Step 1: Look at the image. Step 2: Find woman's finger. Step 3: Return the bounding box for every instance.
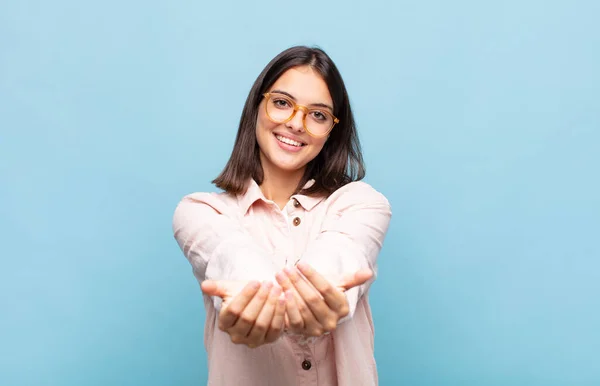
[293,291,324,336]
[337,269,373,291]
[219,281,261,331]
[264,292,286,343]
[284,267,332,325]
[229,282,272,337]
[200,280,225,297]
[275,270,293,292]
[283,290,304,331]
[246,285,280,345]
[296,263,346,312]
[276,271,303,331]
[278,269,324,336]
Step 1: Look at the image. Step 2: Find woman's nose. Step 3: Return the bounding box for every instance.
[286,109,306,132]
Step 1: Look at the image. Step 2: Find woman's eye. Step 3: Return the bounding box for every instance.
[273,99,291,108]
[311,111,327,121]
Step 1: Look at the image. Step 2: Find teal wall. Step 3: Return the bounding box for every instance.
[1,1,598,385]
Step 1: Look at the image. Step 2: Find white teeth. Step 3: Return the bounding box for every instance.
[275,135,303,147]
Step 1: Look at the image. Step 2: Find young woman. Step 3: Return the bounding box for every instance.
[173,46,392,386]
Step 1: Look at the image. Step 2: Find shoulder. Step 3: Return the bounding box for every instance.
[324,181,391,211]
[172,191,244,235]
[174,191,240,216]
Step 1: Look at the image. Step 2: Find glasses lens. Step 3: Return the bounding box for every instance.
[266,95,294,122]
[306,109,334,136]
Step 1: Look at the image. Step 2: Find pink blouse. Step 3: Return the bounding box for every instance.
[173,179,392,385]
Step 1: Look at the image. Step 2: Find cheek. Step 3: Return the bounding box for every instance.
[256,112,276,135]
[305,139,327,159]
[255,116,279,154]
[255,118,267,142]
[311,138,327,151]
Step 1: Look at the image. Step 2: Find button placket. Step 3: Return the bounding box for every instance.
[288,199,302,227]
[288,336,317,383]
[301,359,312,370]
[286,197,304,267]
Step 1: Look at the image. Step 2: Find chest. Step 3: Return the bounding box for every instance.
[240,199,326,269]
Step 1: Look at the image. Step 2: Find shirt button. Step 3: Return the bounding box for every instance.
[292,217,301,226]
[292,198,301,208]
[301,359,312,370]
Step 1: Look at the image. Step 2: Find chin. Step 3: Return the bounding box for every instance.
[271,158,308,172]
[260,147,310,174]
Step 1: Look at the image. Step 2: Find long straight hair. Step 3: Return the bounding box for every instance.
[212,46,365,197]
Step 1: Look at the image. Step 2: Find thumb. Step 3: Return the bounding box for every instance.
[338,269,373,291]
[201,280,227,298]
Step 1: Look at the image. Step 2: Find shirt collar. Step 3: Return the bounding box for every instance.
[291,179,325,211]
[238,178,325,214]
[238,179,266,215]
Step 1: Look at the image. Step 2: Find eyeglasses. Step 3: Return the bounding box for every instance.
[262,92,339,138]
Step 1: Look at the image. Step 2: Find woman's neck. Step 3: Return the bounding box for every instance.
[259,164,305,210]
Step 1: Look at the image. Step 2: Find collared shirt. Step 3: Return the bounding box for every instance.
[173,179,392,386]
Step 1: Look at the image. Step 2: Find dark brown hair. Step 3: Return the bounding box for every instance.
[212,45,365,197]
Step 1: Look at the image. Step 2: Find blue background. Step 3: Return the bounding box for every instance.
[1,1,598,385]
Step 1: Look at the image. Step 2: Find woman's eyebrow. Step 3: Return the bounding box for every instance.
[271,89,333,111]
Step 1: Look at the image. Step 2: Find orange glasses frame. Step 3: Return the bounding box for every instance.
[262,92,339,138]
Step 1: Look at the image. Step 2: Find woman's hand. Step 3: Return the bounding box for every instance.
[201,280,286,348]
[275,263,373,337]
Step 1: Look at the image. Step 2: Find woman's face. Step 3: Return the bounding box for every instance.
[256,65,332,177]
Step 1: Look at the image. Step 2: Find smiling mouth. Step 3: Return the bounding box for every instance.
[274,134,306,147]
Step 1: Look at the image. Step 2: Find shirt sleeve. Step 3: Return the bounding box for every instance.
[172,192,278,309]
[299,182,392,324]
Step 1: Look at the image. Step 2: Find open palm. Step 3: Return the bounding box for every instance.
[201,280,286,348]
